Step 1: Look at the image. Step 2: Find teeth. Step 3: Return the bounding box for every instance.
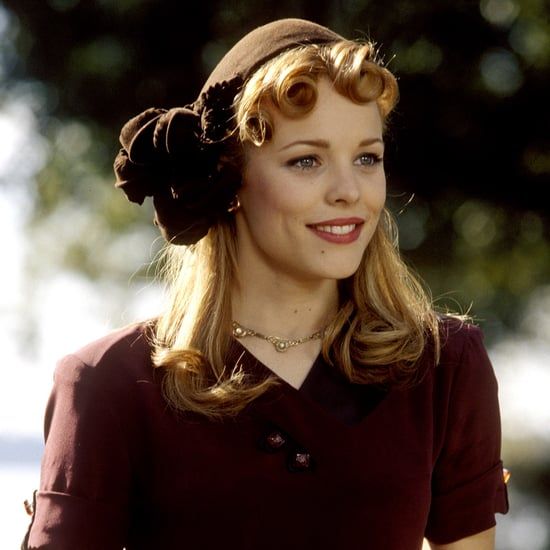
[314,224,356,235]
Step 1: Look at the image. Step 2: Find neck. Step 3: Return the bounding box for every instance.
[231,271,339,340]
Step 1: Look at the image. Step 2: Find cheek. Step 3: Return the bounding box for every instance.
[241,178,309,226]
[368,177,387,212]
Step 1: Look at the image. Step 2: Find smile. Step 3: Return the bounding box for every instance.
[313,224,356,235]
[307,220,364,244]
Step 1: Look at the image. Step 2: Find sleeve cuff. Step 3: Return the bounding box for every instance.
[425,461,510,544]
[27,490,127,550]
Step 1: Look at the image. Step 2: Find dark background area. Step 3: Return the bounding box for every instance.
[1,0,548,336]
[1,0,549,547]
[3,0,548,212]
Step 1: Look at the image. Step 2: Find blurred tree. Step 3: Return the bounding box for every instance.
[1,2,550,544]
[0,0,549,337]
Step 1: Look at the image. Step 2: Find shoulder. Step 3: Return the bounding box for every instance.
[437,315,486,365]
[432,315,497,395]
[70,320,153,368]
[54,321,156,394]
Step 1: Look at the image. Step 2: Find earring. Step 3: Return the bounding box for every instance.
[227,195,241,213]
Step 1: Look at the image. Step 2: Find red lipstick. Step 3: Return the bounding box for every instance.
[307,217,364,244]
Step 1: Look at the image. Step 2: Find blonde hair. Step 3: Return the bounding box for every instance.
[236,40,398,144]
[152,40,440,420]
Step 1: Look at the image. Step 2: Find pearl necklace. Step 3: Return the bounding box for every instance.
[231,321,324,353]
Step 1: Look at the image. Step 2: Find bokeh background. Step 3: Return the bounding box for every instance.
[0,0,548,548]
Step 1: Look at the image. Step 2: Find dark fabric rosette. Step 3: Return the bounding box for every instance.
[114,105,239,245]
[114,19,344,245]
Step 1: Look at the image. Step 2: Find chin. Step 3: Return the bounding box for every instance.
[332,268,360,281]
[316,259,363,281]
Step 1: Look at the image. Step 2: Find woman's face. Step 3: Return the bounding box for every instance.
[235,77,386,284]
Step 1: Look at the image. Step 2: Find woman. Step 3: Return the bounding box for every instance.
[23,18,508,549]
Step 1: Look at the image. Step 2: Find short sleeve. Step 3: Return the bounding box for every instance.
[425,325,509,544]
[25,354,134,549]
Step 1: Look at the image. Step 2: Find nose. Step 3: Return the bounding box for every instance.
[325,163,361,205]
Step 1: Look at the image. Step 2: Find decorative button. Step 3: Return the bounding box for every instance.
[266,431,286,450]
[259,428,288,453]
[287,451,313,472]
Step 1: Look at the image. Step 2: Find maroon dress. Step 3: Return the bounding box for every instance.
[24,318,508,549]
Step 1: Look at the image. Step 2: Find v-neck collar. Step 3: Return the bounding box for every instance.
[227,338,389,426]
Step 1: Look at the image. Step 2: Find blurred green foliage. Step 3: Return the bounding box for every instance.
[0,0,549,340]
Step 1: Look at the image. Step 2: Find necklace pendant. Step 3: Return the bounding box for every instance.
[274,340,289,352]
[232,320,323,352]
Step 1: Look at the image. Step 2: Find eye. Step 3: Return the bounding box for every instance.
[288,155,319,170]
[356,153,383,167]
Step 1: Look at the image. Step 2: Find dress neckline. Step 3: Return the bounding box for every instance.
[226,337,389,426]
[227,337,323,392]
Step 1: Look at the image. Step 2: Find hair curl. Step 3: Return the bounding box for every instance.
[236,40,398,145]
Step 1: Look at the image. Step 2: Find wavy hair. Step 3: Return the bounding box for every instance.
[152,40,440,420]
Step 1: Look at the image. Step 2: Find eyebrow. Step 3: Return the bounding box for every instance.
[278,138,384,152]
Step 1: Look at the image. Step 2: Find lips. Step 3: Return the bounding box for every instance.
[307,217,365,244]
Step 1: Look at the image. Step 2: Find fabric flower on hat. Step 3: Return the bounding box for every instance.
[199,77,244,144]
[114,106,237,245]
[113,19,344,245]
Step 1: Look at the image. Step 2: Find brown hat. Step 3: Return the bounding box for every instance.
[114,19,344,245]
